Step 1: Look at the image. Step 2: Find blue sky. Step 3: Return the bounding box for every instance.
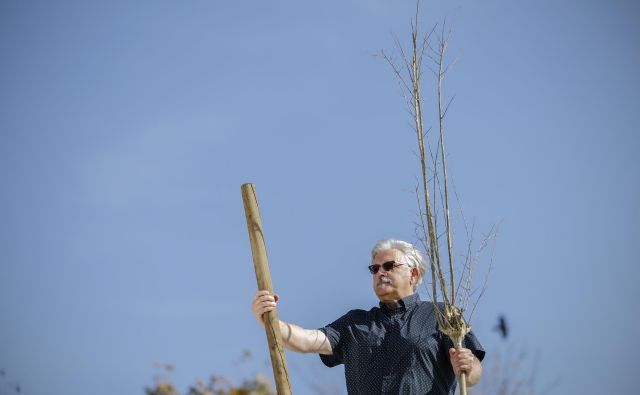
[1,0,638,394]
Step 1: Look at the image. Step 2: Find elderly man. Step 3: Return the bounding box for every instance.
[251,239,485,394]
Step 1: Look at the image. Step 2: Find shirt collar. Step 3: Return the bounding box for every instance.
[379,293,420,313]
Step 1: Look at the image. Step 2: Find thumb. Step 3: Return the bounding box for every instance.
[274,294,280,302]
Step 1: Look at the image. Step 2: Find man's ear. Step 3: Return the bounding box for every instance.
[411,266,420,281]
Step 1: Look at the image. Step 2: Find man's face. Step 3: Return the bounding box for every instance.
[371,248,417,302]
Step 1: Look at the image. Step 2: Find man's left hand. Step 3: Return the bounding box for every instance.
[448,347,476,376]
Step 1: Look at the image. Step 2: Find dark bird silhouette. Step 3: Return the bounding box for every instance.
[493,315,508,339]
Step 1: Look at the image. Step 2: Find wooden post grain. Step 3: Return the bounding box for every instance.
[455,339,468,395]
[241,183,292,395]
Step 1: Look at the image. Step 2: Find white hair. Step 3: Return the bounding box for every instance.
[371,239,427,290]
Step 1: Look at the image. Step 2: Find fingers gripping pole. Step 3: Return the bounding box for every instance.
[241,183,292,395]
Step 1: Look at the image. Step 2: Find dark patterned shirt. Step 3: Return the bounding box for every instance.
[318,293,485,395]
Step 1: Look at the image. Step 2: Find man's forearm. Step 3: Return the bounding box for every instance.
[276,321,332,355]
[466,355,483,386]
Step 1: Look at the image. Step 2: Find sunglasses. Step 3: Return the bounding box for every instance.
[368,260,406,274]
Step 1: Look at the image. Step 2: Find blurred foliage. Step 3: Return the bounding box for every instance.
[144,362,275,395]
[470,343,559,395]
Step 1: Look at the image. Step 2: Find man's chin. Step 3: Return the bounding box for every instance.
[375,289,398,301]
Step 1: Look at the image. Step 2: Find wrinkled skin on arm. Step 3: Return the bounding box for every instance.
[251,290,333,355]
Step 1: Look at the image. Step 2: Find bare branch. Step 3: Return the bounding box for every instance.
[468,223,500,320]
[380,5,500,393]
[442,94,456,120]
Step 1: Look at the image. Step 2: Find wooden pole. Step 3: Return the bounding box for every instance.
[241,183,292,395]
[455,339,468,395]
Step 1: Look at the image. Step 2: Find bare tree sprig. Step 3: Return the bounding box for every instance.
[379,2,498,393]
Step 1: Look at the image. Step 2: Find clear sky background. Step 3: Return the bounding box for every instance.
[1,0,638,394]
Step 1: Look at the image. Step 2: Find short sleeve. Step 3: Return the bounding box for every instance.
[438,329,486,361]
[462,330,485,361]
[317,312,353,367]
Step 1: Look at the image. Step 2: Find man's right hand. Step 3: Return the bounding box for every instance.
[252,290,279,326]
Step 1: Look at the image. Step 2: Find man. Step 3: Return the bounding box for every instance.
[251,239,484,394]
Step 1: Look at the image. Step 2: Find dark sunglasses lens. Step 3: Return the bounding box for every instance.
[369,261,397,274]
[383,261,396,271]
